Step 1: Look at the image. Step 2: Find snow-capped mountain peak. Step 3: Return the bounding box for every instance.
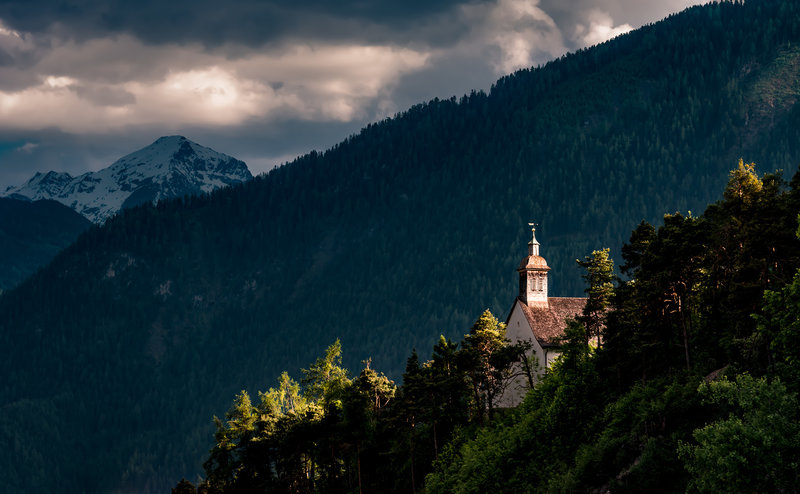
[5,171,75,201]
[2,136,252,223]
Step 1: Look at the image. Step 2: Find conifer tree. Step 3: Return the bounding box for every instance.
[460,309,522,420]
[301,339,350,405]
[577,248,615,345]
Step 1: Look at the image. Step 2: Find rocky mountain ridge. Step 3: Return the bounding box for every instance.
[3,136,252,223]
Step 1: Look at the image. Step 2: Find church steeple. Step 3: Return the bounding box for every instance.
[518,222,550,308]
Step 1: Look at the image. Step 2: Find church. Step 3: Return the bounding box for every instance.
[502,224,586,405]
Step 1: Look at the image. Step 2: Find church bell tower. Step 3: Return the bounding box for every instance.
[518,223,550,308]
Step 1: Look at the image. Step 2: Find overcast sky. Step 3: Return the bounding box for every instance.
[0,0,704,188]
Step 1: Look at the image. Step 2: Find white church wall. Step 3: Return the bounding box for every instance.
[499,300,547,407]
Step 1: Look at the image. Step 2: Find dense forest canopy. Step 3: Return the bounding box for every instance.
[3,0,800,492]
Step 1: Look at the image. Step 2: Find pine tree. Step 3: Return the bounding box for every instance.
[577,248,615,345]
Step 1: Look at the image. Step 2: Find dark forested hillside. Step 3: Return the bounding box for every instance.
[0,198,91,290]
[3,1,800,492]
[178,160,800,494]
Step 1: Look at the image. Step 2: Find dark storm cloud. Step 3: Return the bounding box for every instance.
[0,0,490,47]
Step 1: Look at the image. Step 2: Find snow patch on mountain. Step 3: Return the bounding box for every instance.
[2,136,253,223]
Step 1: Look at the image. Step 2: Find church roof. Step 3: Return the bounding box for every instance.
[512,297,587,347]
[517,255,550,270]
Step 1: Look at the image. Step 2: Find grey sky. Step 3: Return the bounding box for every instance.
[0,0,703,188]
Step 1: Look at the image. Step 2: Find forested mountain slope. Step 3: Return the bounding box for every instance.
[181,162,800,494]
[3,1,800,492]
[0,198,91,290]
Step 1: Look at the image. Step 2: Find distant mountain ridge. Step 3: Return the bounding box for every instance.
[3,136,252,223]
